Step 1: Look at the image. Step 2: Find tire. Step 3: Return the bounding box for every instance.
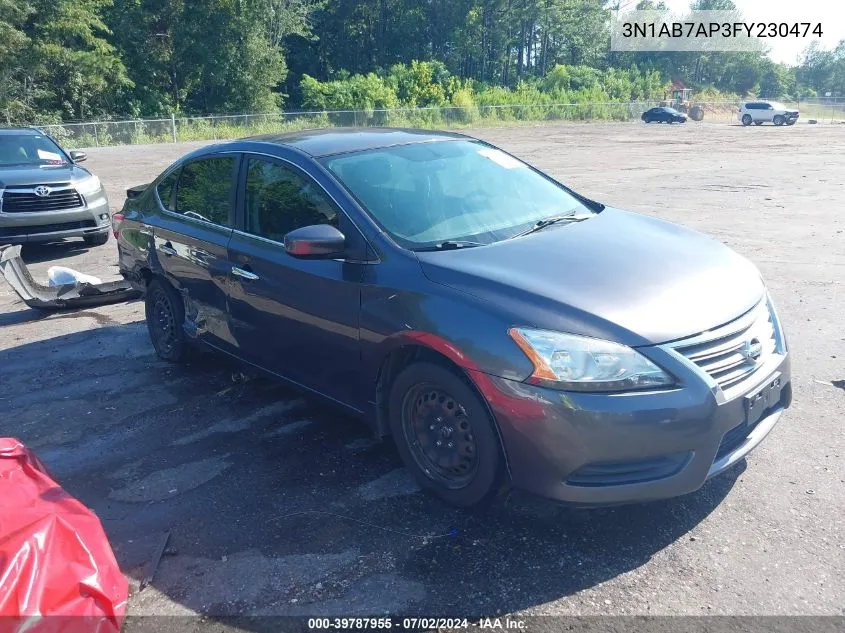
[754,121,763,126]
[388,362,506,508]
[83,232,109,247]
[786,119,796,126]
[741,114,752,126]
[145,278,190,363]
[773,115,785,126]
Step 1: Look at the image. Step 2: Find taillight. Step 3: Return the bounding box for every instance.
[111,212,125,239]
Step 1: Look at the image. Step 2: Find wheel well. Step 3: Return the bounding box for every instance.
[375,345,444,437]
[374,343,512,481]
[139,267,153,286]
[374,344,486,435]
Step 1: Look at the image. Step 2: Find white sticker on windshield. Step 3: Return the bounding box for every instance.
[477,148,525,169]
[37,149,62,161]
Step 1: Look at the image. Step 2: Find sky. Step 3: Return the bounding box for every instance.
[660,0,845,65]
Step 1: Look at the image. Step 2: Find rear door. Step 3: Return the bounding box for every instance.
[152,154,240,351]
[226,153,368,408]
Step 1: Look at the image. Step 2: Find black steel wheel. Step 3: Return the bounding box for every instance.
[389,362,505,507]
[145,278,189,362]
[401,385,479,489]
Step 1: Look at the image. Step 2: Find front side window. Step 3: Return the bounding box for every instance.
[244,158,338,242]
[0,134,68,167]
[175,157,236,226]
[323,140,591,250]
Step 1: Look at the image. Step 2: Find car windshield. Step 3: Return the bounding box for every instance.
[322,140,592,249]
[0,134,68,167]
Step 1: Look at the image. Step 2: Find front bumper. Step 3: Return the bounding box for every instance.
[0,189,110,244]
[474,350,791,506]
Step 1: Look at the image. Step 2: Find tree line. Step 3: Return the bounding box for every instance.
[1,0,843,124]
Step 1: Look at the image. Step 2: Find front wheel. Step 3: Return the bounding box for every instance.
[773,115,785,126]
[742,114,753,126]
[389,362,505,507]
[145,278,190,363]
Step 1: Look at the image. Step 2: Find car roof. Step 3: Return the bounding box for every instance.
[0,127,44,136]
[243,127,471,158]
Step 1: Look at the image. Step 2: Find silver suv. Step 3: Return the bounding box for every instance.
[0,128,110,245]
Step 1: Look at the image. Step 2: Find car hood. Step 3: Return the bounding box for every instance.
[416,208,764,346]
[0,164,91,187]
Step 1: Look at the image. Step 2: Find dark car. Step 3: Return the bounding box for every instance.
[0,128,111,245]
[642,107,687,124]
[117,129,791,508]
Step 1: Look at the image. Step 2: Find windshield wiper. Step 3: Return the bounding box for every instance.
[512,213,592,239]
[418,240,486,252]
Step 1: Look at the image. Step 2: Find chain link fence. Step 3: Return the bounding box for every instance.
[35,99,843,148]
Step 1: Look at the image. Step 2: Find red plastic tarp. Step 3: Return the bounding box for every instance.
[0,438,128,633]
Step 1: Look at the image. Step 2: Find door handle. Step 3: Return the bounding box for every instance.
[231,266,259,281]
[159,243,177,257]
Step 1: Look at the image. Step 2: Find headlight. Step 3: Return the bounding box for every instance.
[509,328,674,392]
[75,176,102,196]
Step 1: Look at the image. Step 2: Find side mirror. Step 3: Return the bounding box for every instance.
[284,224,346,258]
[69,150,87,163]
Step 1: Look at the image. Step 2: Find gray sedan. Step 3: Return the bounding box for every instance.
[117,129,791,508]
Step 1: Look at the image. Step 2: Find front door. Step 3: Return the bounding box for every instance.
[226,154,365,408]
[153,154,239,351]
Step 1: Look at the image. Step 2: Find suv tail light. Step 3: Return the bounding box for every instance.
[111,212,124,239]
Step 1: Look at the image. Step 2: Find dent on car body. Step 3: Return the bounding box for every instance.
[0,244,140,310]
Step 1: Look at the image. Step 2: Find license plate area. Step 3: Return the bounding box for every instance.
[744,372,783,428]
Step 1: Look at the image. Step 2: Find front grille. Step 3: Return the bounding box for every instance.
[2,186,84,213]
[0,219,96,238]
[672,301,778,390]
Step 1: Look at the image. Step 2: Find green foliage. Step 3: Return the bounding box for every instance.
[300,72,398,111]
[1,0,842,125]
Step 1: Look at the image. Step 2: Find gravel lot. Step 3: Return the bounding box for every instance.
[1,122,843,626]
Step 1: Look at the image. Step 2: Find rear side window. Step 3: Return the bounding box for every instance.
[156,170,179,211]
[175,156,237,227]
[244,158,338,242]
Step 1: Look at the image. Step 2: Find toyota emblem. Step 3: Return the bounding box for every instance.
[34,186,51,197]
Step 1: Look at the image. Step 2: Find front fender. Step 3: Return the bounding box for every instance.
[360,285,535,388]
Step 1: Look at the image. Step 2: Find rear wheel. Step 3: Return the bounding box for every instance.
[773,115,785,126]
[786,119,796,126]
[742,114,752,126]
[145,278,190,362]
[388,362,505,507]
[83,232,109,247]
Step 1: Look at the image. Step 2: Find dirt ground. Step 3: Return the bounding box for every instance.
[1,122,843,627]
